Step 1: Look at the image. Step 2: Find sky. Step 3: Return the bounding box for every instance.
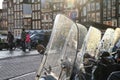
[0,0,3,9]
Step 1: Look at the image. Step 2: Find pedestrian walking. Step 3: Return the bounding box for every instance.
[0,38,1,43]
[25,32,31,51]
[7,31,14,51]
[21,28,26,52]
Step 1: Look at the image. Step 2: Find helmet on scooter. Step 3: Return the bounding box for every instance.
[100,51,110,58]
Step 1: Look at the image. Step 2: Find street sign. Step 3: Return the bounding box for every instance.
[69,10,77,20]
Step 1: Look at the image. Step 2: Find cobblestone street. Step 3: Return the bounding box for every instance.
[0,54,43,80]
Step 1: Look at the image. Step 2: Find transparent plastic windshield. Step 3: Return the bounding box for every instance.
[77,26,101,71]
[37,14,79,79]
[111,28,120,51]
[112,28,120,45]
[36,15,89,80]
[80,26,101,57]
[59,23,87,79]
[98,28,114,53]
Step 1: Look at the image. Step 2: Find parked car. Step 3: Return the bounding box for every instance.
[0,34,18,50]
[14,36,22,49]
[30,31,51,48]
[0,34,9,50]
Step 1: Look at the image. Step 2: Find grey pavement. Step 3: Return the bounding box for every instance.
[0,54,43,80]
[0,49,39,59]
[9,72,36,80]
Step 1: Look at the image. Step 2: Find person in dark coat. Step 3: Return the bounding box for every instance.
[7,31,14,50]
[21,28,26,52]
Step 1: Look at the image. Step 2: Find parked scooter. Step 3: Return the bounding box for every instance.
[35,14,120,80]
[35,14,88,80]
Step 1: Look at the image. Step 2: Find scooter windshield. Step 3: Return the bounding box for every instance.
[36,14,79,80]
[98,28,114,53]
[108,28,120,53]
[76,26,101,79]
[78,26,101,59]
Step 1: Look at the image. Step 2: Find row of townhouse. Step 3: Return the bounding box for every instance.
[1,0,119,36]
[0,0,77,36]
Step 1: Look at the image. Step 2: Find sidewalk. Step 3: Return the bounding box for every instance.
[0,49,39,59]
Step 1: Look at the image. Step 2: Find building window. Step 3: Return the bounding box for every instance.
[16,0,19,4]
[32,5,34,10]
[35,12,38,19]
[14,5,17,11]
[9,1,12,7]
[103,0,107,7]
[20,0,23,2]
[13,0,17,3]
[91,2,95,11]
[32,12,35,19]
[38,12,41,19]
[112,6,116,17]
[20,4,22,10]
[87,13,91,21]
[17,20,19,27]
[17,5,20,11]
[19,20,22,26]
[41,14,44,20]
[34,0,38,2]
[35,21,37,29]
[32,0,34,3]
[87,4,90,11]
[28,19,31,25]
[107,11,111,19]
[14,20,17,28]
[8,9,11,14]
[46,15,48,20]
[35,4,38,10]
[14,13,17,19]
[112,0,116,5]
[91,13,96,22]
[32,22,34,29]
[96,12,100,22]
[19,12,22,18]
[24,19,27,25]
[16,12,19,19]
[108,0,111,9]
[83,7,86,16]
[96,2,100,10]
[37,21,38,29]
[38,4,40,10]
[38,21,40,29]
[39,21,41,29]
